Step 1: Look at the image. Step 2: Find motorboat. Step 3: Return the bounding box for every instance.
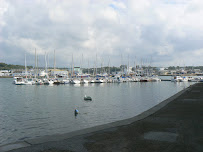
[13,77,25,85]
[171,76,183,82]
[69,79,80,84]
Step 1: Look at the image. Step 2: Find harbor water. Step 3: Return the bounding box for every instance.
[0,78,194,146]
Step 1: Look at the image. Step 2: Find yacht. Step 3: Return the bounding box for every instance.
[140,77,149,82]
[69,79,80,84]
[13,77,25,85]
[171,76,183,82]
[62,79,70,84]
[24,78,34,85]
[180,76,188,82]
[94,78,103,83]
[149,76,161,82]
[131,77,139,82]
[35,79,43,85]
[43,79,54,85]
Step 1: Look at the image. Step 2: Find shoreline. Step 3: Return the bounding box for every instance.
[0,74,202,78]
[0,83,195,152]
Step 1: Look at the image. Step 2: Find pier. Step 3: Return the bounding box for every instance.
[1,83,202,152]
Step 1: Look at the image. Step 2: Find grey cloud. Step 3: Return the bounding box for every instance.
[0,0,203,67]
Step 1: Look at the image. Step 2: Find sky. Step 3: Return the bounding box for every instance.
[0,0,203,68]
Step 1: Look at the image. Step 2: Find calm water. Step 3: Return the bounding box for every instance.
[0,78,194,145]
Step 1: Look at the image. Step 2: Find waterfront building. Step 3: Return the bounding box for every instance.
[51,69,69,77]
[74,67,81,74]
[0,70,10,76]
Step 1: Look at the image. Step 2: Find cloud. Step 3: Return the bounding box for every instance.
[0,0,203,67]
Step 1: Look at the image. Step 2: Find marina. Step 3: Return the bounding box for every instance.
[0,78,195,146]
[12,75,202,85]
[0,0,202,151]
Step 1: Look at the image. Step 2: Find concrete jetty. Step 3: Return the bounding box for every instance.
[1,83,202,152]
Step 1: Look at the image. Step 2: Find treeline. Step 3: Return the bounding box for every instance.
[167,66,203,70]
[82,66,121,74]
[0,63,33,70]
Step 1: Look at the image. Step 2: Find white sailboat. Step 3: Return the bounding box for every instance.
[24,54,34,85]
[14,54,33,85]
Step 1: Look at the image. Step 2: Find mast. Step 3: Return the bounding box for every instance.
[37,54,39,78]
[134,56,136,73]
[108,57,110,75]
[150,56,152,76]
[81,53,83,74]
[25,53,27,78]
[134,58,135,72]
[95,53,97,76]
[128,54,129,75]
[93,60,95,77]
[101,57,103,74]
[121,54,123,74]
[88,59,89,75]
[44,52,46,72]
[35,49,36,79]
[71,53,74,77]
[54,50,56,77]
[47,53,49,71]
[45,52,48,78]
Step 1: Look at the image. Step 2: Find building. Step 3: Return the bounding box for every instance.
[74,67,81,74]
[51,69,68,77]
[0,70,10,76]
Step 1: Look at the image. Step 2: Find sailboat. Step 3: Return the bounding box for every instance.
[13,54,33,85]
[24,54,34,85]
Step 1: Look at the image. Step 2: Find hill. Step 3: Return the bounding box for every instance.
[0,63,33,70]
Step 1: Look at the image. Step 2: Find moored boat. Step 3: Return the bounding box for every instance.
[13,77,26,85]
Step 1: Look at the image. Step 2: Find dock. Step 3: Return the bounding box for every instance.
[1,83,202,152]
[160,79,171,81]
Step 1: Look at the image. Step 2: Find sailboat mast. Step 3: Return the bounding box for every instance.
[37,55,39,78]
[45,52,48,77]
[25,53,27,78]
[128,54,129,75]
[93,60,95,77]
[47,53,49,71]
[88,59,89,75]
[121,54,123,74]
[71,53,74,77]
[101,57,103,74]
[81,53,83,74]
[35,49,36,79]
[53,50,56,78]
[134,56,136,73]
[108,57,110,75]
[96,53,97,76]
[45,52,46,72]
[54,50,56,70]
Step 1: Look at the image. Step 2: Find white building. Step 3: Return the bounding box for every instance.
[0,70,10,76]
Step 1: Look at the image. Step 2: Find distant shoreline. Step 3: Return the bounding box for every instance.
[0,76,13,78]
[0,74,202,78]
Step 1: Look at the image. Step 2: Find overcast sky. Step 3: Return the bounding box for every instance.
[0,0,203,68]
